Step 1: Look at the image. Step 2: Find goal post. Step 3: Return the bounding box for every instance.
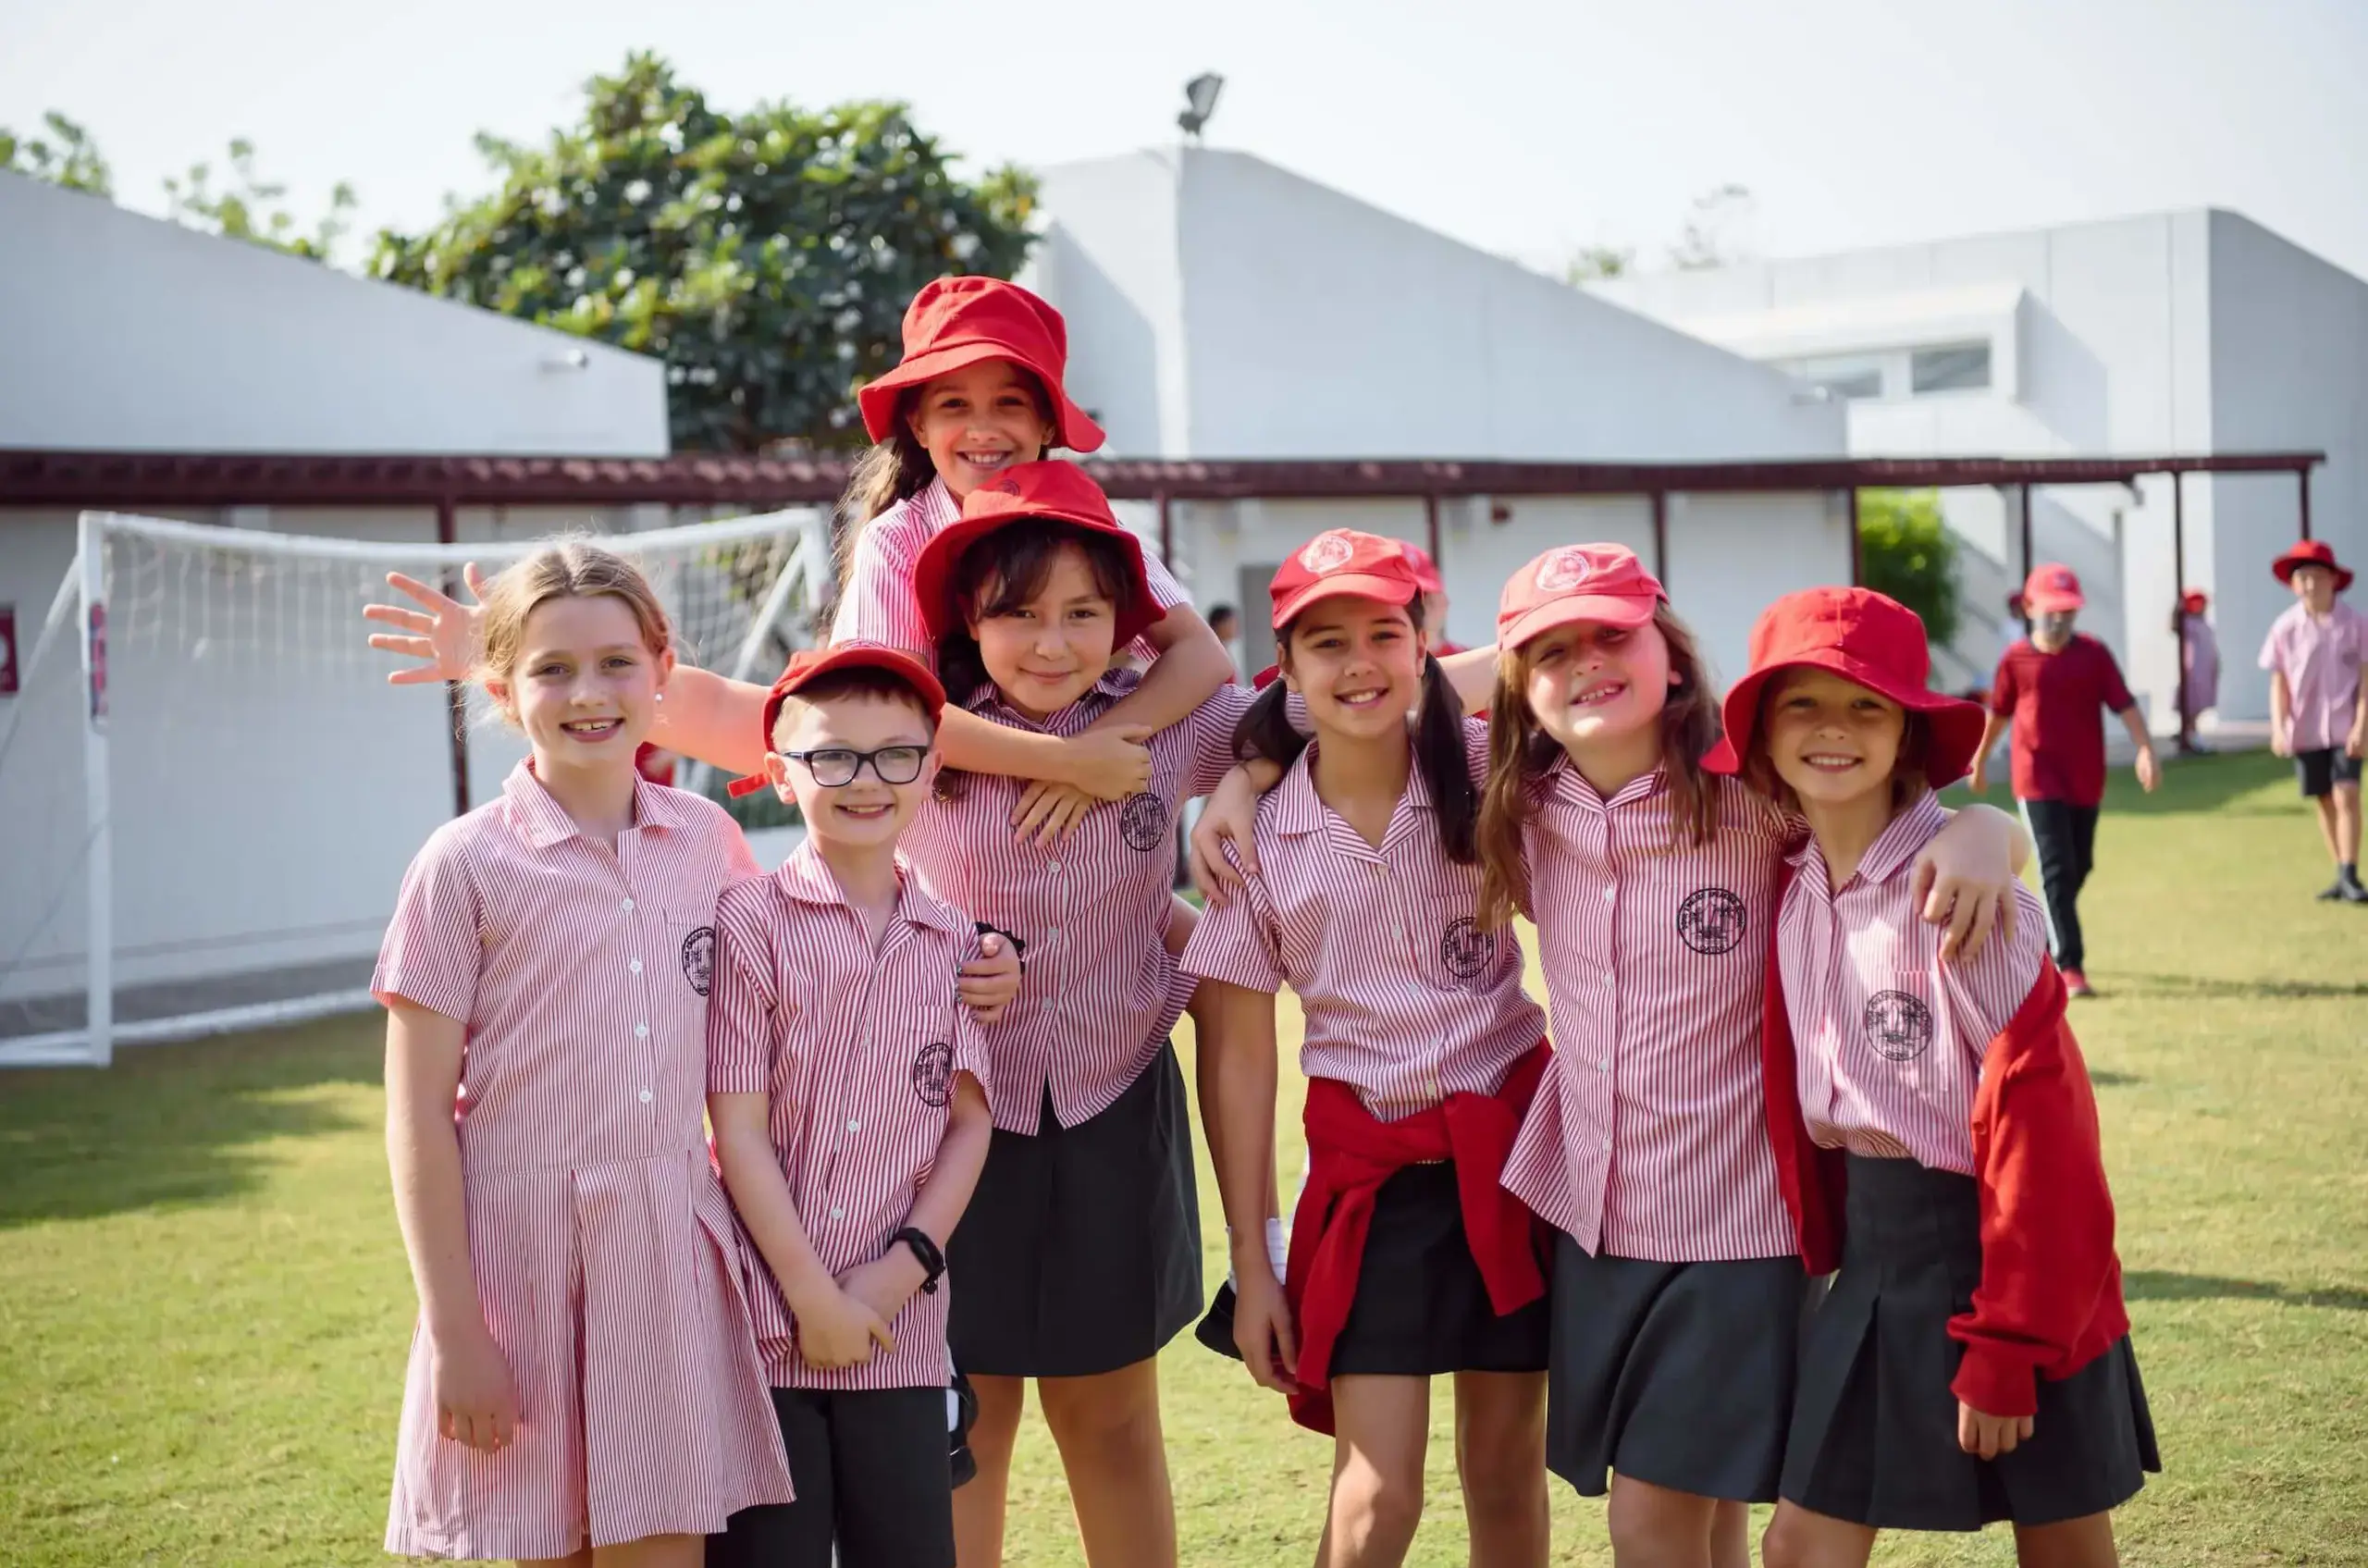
[0,505,832,1069]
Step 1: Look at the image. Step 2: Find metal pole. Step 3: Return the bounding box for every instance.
[437,497,471,819]
[78,512,113,1068]
[2299,464,2313,541]
[1650,490,1669,586]
[1845,488,1863,586]
[2018,483,2034,584]
[1424,492,1442,568]
[1156,490,1174,575]
[2170,474,2191,752]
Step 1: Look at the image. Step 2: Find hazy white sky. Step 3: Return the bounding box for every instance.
[5,0,2365,278]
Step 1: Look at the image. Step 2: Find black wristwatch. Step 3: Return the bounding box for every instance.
[894,1227,946,1294]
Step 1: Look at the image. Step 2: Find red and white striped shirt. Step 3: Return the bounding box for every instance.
[1498,762,1798,1261]
[832,477,1189,660]
[374,761,792,1555]
[1180,719,1546,1120]
[708,843,991,1390]
[903,673,1252,1132]
[1778,794,2048,1176]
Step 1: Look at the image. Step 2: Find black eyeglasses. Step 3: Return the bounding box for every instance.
[780,746,929,787]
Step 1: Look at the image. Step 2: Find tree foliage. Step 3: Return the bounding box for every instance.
[1,111,114,196]
[1857,488,1961,649]
[367,54,1039,454]
[163,140,357,262]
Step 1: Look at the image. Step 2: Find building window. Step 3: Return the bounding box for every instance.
[1910,342,1991,394]
[1783,352,1886,401]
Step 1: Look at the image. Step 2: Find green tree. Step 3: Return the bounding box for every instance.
[368,54,1039,453]
[163,140,358,262]
[1857,488,1960,648]
[1,111,114,195]
[1566,243,1634,284]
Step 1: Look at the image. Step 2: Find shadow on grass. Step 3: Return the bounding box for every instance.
[2125,1270,2368,1313]
[2089,1069,2143,1087]
[0,1013,382,1229]
[2117,973,2368,1002]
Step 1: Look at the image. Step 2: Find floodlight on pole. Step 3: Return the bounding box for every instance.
[1178,72,1225,142]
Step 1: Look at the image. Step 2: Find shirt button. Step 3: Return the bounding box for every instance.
[635,1022,649,1039]
[830,1206,845,1220]
[621,897,635,913]
[637,1088,653,1104]
[846,1118,860,1132]
[1048,928,1062,942]
[1048,861,1061,873]
[1602,887,1614,903]
[1597,1056,1611,1071]
[629,958,643,974]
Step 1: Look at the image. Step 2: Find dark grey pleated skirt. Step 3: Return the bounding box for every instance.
[1544,1234,1807,1502]
[944,1042,1202,1378]
[1780,1154,2159,1530]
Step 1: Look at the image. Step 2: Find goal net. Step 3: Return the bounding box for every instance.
[0,507,832,1068]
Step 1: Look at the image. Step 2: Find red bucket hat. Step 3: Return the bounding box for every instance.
[2022,562,2085,613]
[727,641,948,797]
[1496,544,1662,649]
[1702,587,1987,787]
[1269,530,1422,627]
[2272,537,2354,591]
[911,460,1166,648]
[856,277,1105,453]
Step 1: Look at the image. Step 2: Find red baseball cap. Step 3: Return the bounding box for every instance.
[2272,537,2354,591]
[856,278,1104,452]
[1702,587,1987,787]
[2180,589,2209,614]
[911,460,1166,649]
[1497,544,1662,649]
[2022,562,2084,613]
[726,641,947,798]
[1400,541,1445,595]
[1268,530,1422,628]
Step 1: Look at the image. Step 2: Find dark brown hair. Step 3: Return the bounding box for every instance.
[1474,602,1722,930]
[930,521,1142,801]
[1233,597,1479,863]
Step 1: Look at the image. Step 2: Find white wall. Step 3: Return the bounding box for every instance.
[1032,149,1846,464]
[0,173,670,457]
[2203,212,2368,723]
[1595,212,2252,723]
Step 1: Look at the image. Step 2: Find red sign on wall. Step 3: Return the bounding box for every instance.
[0,604,16,697]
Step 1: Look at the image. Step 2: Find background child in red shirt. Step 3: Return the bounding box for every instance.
[1969,564,2160,995]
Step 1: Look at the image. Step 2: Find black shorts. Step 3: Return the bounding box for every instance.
[945,1042,1202,1377]
[709,1386,954,1568]
[2297,746,2363,797]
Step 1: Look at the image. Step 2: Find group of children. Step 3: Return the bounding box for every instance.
[363,275,2170,1568]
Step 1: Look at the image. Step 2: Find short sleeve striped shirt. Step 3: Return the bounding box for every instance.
[1777,794,2048,1176]
[1181,718,1546,1120]
[832,477,1189,661]
[707,842,991,1390]
[901,675,1252,1131]
[1498,762,1797,1262]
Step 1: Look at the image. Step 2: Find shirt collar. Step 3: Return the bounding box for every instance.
[501,759,695,849]
[1783,791,1948,895]
[961,665,1141,731]
[915,477,960,529]
[1542,751,1666,811]
[1266,741,1435,839]
[773,839,967,939]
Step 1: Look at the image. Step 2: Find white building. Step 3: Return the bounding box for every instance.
[1023,147,1856,679]
[1594,210,2361,727]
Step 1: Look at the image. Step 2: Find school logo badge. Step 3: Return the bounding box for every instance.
[1674,887,1746,956]
[1439,917,1496,980]
[990,475,1023,494]
[1535,548,1595,594]
[1299,532,1357,574]
[912,1041,956,1107]
[1120,791,1168,852]
[1862,990,1935,1061]
[681,926,716,996]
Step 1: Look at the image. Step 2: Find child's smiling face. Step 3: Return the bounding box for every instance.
[1762,667,1908,811]
[1519,617,1673,757]
[908,359,1057,500]
[493,593,672,779]
[967,543,1119,721]
[1280,597,1425,743]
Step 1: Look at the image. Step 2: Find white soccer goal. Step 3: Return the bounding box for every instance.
[0,506,832,1068]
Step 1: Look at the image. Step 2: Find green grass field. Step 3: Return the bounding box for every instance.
[4,750,2365,1565]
